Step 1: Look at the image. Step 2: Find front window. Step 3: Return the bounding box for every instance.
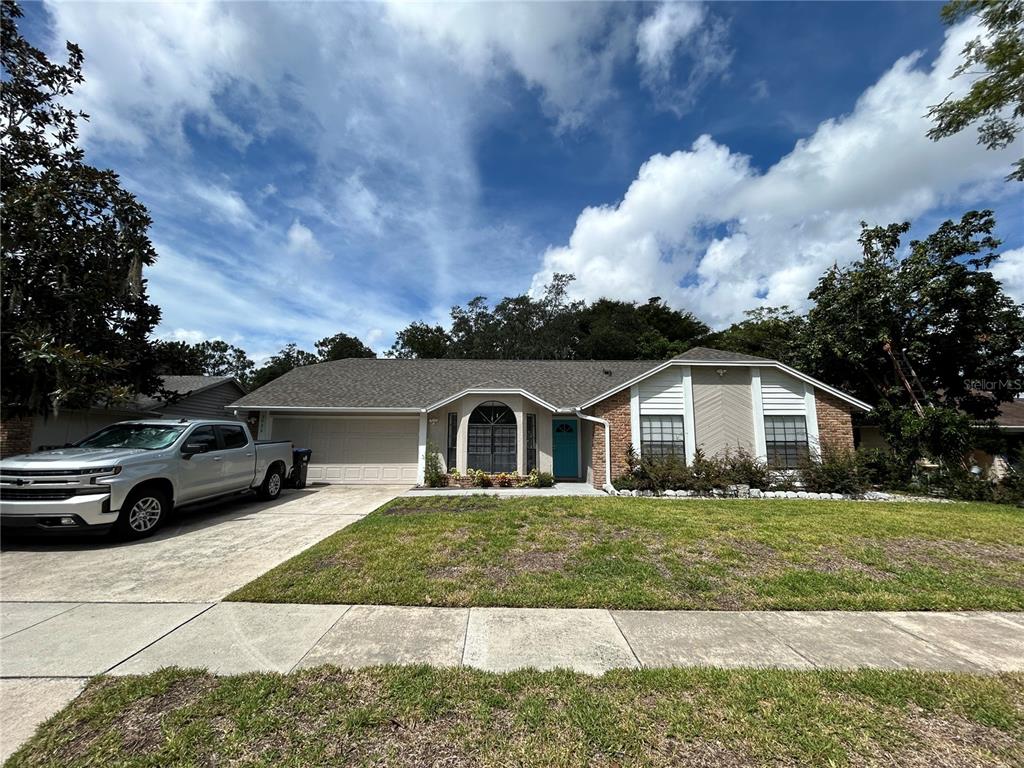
[78,423,186,450]
[526,414,537,472]
[764,415,809,469]
[446,412,458,470]
[468,401,517,473]
[641,415,685,459]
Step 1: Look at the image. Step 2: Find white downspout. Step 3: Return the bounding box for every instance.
[575,409,613,493]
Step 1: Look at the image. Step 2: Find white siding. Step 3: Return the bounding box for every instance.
[760,369,806,416]
[638,367,685,416]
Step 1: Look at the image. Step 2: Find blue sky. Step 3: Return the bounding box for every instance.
[23,1,1024,361]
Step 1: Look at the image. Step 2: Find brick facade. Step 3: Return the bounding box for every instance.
[815,389,855,452]
[0,414,33,458]
[587,389,631,488]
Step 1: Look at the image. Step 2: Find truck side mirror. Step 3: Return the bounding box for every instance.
[181,442,208,458]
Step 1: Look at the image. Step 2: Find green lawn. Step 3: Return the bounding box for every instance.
[227,496,1024,610]
[8,667,1023,767]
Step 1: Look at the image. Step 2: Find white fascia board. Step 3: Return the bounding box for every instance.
[225,405,425,414]
[426,388,559,413]
[576,359,872,413]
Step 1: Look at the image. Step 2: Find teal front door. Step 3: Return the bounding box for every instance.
[552,419,579,478]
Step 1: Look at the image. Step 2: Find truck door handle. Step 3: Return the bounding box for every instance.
[213,457,223,462]
[245,453,253,457]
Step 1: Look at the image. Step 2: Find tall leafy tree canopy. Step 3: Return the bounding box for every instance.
[708,307,808,367]
[388,276,709,360]
[153,340,255,384]
[248,343,318,390]
[315,332,375,361]
[805,210,1024,419]
[928,0,1024,181]
[1,0,161,415]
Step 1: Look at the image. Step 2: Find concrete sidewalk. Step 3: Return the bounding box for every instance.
[2,602,1021,762]
[3,602,1022,678]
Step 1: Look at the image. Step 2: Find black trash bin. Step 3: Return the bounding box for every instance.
[290,448,312,489]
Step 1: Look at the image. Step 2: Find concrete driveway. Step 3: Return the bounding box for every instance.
[0,484,406,603]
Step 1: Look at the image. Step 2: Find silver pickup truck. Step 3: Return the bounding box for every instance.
[0,419,293,539]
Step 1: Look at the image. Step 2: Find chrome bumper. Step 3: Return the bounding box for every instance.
[0,493,118,529]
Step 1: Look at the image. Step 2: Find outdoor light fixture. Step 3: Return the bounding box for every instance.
[716,368,727,377]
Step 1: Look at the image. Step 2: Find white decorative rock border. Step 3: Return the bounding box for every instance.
[608,488,957,503]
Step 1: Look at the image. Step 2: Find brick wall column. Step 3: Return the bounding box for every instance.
[0,414,34,458]
[587,389,631,489]
[815,389,855,452]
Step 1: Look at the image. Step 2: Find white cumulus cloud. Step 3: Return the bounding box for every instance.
[531,20,1023,326]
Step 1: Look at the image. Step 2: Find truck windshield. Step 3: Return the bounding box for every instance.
[77,424,186,450]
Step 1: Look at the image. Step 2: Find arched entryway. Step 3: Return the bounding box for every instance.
[468,401,517,473]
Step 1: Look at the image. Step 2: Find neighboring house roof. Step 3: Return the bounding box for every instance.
[230,347,871,413]
[135,375,243,411]
[996,399,1024,430]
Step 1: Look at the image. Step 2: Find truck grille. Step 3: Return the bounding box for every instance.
[0,488,78,501]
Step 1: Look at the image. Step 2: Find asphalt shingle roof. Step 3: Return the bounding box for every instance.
[135,376,238,411]
[230,347,780,410]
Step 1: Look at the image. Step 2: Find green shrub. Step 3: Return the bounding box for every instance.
[797,445,868,495]
[467,468,492,488]
[493,472,520,487]
[721,446,770,488]
[423,442,447,488]
[854,447,913,489]
[524,469,555,488]
[612,473,638,491]
[640,453,690,492]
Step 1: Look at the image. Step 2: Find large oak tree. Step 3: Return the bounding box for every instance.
[1,0,161,416]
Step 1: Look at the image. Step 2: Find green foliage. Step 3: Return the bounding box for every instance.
[855,447,915,489]
[151,339,255,384]
[249,343,318,390]
[492,472,521,487]
[619,447,770,493]
[805,211,1024,419]
[874,402,975,467]
[423,442,446,488]
[315,332,375,361]
[467,468,492,488]
[524,469,555,488]
[388,321,452,358]
[928,0,1024,181]
[708,306,809,366]
[387,275,708,360]
[1,1,162,415]
[797,446,869,495]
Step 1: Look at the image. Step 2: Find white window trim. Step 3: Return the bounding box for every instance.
[682,365,696,464]
[629,385,640,455]
[750,367,767,461]
[803,383,820,458]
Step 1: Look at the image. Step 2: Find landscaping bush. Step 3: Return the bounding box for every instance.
[524,470,555,488]
[640,453,690,492]
[493,472,520,487]
[611,473,639,491]
[721,446,771,488]
[797,445,869,495]
[467,468,492,488]
[423,442,447,488]
[855,447,913,489]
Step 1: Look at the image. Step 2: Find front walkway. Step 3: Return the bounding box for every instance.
[406,482,604,497]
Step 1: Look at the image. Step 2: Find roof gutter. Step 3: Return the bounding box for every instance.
[575,409,613,494]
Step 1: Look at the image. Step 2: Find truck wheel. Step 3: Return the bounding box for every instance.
[258,465,284,500]
[115,487,171,540]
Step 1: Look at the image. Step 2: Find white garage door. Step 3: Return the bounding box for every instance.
[271,417,419,484]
